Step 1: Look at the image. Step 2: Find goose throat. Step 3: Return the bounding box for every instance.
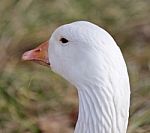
[75,85,127,133]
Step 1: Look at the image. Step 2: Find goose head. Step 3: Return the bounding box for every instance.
[23,21,122,86]
[22,21,130,133]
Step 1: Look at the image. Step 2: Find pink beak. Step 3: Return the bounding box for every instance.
[22,41,50,66]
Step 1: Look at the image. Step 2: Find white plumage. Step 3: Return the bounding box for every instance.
[23,21,130,133]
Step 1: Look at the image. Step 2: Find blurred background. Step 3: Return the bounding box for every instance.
[0,0,150,133]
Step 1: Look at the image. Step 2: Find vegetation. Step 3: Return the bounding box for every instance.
[0,0,149,132]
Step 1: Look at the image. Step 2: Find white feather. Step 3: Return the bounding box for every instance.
[48,21,130,133]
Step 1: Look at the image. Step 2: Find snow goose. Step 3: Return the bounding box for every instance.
[22,21,130,133]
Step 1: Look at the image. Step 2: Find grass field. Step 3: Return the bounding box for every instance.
[0,0,150,133]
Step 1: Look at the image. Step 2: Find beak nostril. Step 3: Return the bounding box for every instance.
[34,48,41,52]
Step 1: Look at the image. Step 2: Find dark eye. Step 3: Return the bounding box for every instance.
[60,38,69,43]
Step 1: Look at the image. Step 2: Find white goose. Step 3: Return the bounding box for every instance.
[22,21,130,133]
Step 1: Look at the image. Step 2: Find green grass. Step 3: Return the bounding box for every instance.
[0,0,150,132]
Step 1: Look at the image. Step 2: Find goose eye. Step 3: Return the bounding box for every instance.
[60,38,69,43]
